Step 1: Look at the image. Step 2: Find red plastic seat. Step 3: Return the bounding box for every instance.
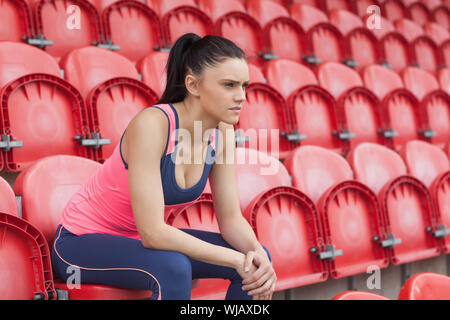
[235,83,292,159]
[382,0,407,22]
[100,0,163,64]
[0,42,92,171]
[398,272,450,300]
[400,140,450,252]
[148,0,197,16]
[0,212,57,299]
[215,11,265,67]
[284,145,388,279]
[26,0,103,61]
[355,0,382,18]
[159,3,214,48]
[248,0,307,64]
[438,67,450,95]
[263,59,318,99]
[408,2,431,26]
[290,3,327,32]
[0,176,18,217]
[328,9,381,70]
[332,290,391,300]
[432,6,450,30]
[440,39,450,68]
[412,35,441,74]
[363,14,395,40]
[166,193,228,300]
[423,0,444,11]
[234,147,328,290]
[347,143,440,265]
[136,51,169,98]
[290,0,322,10]
[395,18,424,42]
[13,155,152,299]
[379,31,412,72]
[196,0,246,22]
[362,64,404,100]
[60,46,159,161]
[323,0,352,12]
[403,67,450,147]
[0,0,34,42]
[248,64,266,84]
[424,21,450,46]
[317,61,363,100]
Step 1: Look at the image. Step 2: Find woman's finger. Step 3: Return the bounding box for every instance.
[248,276,275,296]
[242,266,273,291]
[242,262,271,285]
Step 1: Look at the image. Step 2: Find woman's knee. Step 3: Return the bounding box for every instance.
[157,252,192,283]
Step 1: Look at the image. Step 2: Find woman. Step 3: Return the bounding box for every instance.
[51,33,276,300]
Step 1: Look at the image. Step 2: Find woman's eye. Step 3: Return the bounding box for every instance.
[225,83,234,87]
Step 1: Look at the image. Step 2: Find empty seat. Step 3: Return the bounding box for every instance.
[248,64,266,83]
[284,145,389,279]
[60,46,159,161]
[13,154,152,299]
[328,9,382,70]
[166,194,228,300]
[412,35,441,74]
[26,0,103,61]
[438,67,450,95]
[0,42,93,171]
[0,0,34,42]
[136,51,169,98]
[398,272,450,300]
[408,2,431,26]
[440,39,450,68]
[363,14,395,40]
[395,18,424,42]
[347,143,441,265]
[403,67,450,147]
[197,0,246,22]
[379,30,413,72]
[424,21,450,46]
[290,0,322,10]
[355,0,382,18]
[263,59,318,99]
[101,0,163,64]
[0,212,57,299]
[332,291,391,300]
[215,11,265,67]
[148,0,197,16]
[432,5,450,30]
[423,0,444,11]
[382,0,407,22]
[248,0,307,63]
[236,83,293,158]
[400,141,450,252]
[290,3,327,32]
[362,64,403,100]
[234,147,328,290]
[323,0,352,12]
[317,61,363,100]
[0,176,18,217]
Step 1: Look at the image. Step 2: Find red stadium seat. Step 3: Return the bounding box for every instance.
[148,0,197,16]
[355,0,382,18]
[440,39,450,68]
[424,21,450,46]
[317,61,363,100]
[166,193,228,300]
[432,6,450,30]
[263,59,318,99]
[407,2,431,26]
[362,64,403,100]
[438,67,450,95]
[328,9,382,70]
[332,290,391,300]
[290,3,327,32]
[13,154,152,299]
[235,83,293,159]
[0,176,18,217]
[400,141,450,253]
[0,0,34,42]
[284,145,389,279]
[395,18,424,42]
[60,46,159,161]
[215,11,265,67]
[136,51,169,98]
[347,143,441,265]
[26,0,103,61]
[0,212,57,299]
[0,42,93,171]
[412,35,441,74]
[382,0,407,22]
[248,64,266,83]
[196,0,246,22]
[363,14,395,40]
[234,147,328,290]
[290,0,322,10]
[423,0,444,11]
[402,67,450,147]
[250,1,307,64]
[100,0,163,64]
[398,272,450,300]
[159,4,214,48]
[323,0,352,12]
[379,31,413,72]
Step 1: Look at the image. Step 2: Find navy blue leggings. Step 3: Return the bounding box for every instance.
[51,225,270,300]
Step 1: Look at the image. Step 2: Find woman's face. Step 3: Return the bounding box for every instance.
[195,58,250,125]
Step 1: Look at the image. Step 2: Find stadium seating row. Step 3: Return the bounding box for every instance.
[0,41,448,171]
[1,0,450,73]
[1,140,448,299]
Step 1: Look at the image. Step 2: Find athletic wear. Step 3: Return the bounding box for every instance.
[59,103,217,239]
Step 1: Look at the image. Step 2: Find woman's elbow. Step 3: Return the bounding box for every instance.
[139,225,166,249]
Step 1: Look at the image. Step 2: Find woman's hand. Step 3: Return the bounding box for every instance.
[241,251,276,300]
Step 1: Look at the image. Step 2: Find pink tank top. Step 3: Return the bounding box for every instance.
[60,104,217,240]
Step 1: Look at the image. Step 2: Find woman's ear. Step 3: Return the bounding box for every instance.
[185,73,201,97]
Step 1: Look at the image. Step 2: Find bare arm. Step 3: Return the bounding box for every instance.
[124,109,245,270]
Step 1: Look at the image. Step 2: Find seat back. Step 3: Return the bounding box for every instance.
[382,0,407,22]
[438,67,450,95]
[137,51,169,98]
[234,147,291,213]
[380,32,412,72]
[347,143,407,194]
[363,14,395,40]
[402,67,439,101]
[317,62,363,99]
[263,59,318,99]
[332,290,391,300]
[248,64,266,83]
[13,155,101,246]
[432,5,450,30]
[412,35,441,73]
[197,0,246,22]
[424,21,450,46]
[0,176,18,217]
[395,18,424,42]
[289,3,328,31]
[328,9,363,36]
[400,140,450,188]
[362,64,404,100]
[398,272,450,300]
[408,2,430,27]
[284,145,353,203]
[323,0,351,12]
[246,0,289,27]
[0,0,33,42]
[149,0,197,16]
